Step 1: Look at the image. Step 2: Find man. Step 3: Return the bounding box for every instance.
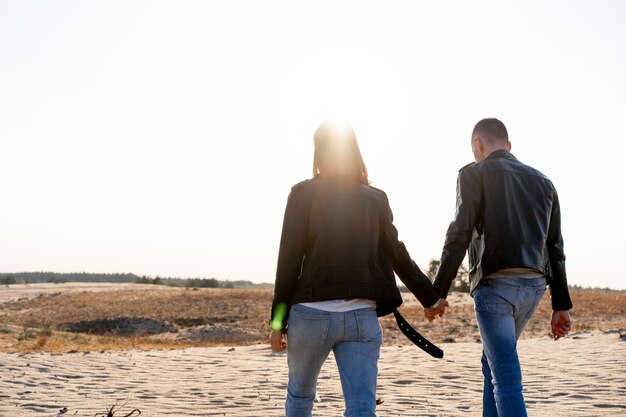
[425,118,573,417]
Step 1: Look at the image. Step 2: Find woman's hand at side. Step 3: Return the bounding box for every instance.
[270,330,288,352]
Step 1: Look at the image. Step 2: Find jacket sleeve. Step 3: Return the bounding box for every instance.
[379,193,439,308]
[270,189,307,330]
[433,166,482,298]
[546,189,573,310]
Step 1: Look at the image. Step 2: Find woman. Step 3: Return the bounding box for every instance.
[270,120,444,417]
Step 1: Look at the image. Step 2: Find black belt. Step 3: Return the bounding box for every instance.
[393,309,443,359]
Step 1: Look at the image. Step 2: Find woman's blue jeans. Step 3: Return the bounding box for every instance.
[285,303,382,417]
[473,277,547,417]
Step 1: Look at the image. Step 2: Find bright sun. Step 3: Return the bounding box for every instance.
[263,31,420,149]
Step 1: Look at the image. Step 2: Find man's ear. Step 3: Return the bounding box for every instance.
[507,141,512,151]
[473,136,484,154]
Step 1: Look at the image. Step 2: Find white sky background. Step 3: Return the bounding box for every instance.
[1,1,625,289]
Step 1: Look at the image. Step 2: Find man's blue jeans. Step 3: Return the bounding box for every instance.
[285,303,382,417]
[473,277,547,417]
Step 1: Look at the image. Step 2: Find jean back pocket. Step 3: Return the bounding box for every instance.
[288,306,331,347]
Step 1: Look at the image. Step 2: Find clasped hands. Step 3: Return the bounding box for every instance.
[424,298,449,321]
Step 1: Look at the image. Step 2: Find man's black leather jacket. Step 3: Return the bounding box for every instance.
[271,177,439,329]
[433,150,572,311]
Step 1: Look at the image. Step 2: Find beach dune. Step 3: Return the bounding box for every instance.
[0,331,624,416]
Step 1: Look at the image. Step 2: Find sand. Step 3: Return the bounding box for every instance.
[0,283,168,304]
[0,331,624,416]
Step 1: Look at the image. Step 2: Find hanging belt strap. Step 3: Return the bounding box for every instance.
[393,309,444,359]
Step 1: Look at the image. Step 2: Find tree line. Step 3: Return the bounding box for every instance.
[0,261,468,291]
[0,268,606,292]
[0,272,269,289]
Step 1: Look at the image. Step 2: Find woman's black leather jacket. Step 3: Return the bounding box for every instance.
[271,177,439,328]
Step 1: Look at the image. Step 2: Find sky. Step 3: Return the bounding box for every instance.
[1,0,625,289]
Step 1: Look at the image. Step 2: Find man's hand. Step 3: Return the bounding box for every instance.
[551,310,572,341]
[424,298,449,321]
[270,330,287,352]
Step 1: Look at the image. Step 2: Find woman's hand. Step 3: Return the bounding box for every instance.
[270,330,287,352]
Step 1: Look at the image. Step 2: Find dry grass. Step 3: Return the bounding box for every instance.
[0,324,207,353]
[387,288,626,345]
[0,285,623,353]
[0,287,272,353]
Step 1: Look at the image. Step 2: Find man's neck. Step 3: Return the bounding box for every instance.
[486,148,509,157]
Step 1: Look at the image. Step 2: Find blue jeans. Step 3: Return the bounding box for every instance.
[285,304,382,417]
[473,277,547,417]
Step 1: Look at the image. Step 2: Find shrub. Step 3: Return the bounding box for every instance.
[17,328,38,341]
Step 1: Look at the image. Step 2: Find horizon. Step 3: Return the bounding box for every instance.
[1,271,624,292]
[1,1,625,290]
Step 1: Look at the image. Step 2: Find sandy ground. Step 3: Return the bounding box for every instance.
[1,283,624,416]
[0,331,624,417]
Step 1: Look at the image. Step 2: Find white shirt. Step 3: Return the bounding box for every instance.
[298,298,376,312]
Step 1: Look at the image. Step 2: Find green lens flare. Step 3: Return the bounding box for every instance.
[271,303,287,331]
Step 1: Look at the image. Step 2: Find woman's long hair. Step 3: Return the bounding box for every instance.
[312,120,369,185]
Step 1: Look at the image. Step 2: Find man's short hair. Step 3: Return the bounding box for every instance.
[472,118,509,144]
